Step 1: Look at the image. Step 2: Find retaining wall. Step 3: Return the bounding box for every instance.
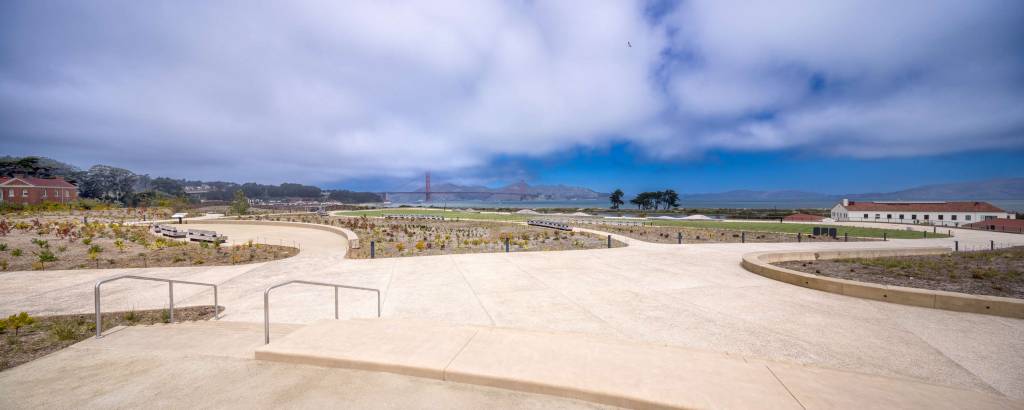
[742,247,1024,319]
[191,219,360,249]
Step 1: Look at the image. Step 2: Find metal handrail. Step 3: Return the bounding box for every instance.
[94,275,219,338]
[264,280,381,344]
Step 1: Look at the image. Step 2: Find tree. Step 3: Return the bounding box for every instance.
[662,189,680,209]
[80,165,137,204]
[231,190,250,215]
[609,189,624,210]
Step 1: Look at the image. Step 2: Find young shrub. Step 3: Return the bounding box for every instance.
[114,239,126,252]
[11,248,22,257]
[5,312,35,335]
[0,259,7,271]
[50,319,79,341]
[0,243,7,251]
[160,309,171,323]
[415,241,426,251]
[124,307,137,322]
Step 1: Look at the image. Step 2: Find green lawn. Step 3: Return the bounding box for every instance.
[647,220,949,239]
[335,209,948,239]
[334,209,530,221]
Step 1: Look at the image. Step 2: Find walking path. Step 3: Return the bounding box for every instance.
[2,220,1023,404]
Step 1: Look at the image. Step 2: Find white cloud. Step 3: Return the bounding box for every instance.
[1,0,1022,183]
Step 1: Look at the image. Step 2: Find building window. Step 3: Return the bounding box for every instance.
[924,215,929,220]
[965,215,971,221]
[938,215,943,220]
[863,213,869,219]
[22,189,28,197]
[6,189,11,197]
[899,214,904,219]
[887,214,892,219]
[875,214,880,219]
[912,214,917,220]
[42,190,47,198]
[985,215,995,220]
[952,215,957,221]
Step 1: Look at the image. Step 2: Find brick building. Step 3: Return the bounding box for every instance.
[0,175,79,205]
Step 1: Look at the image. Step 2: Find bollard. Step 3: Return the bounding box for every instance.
[505,237,510,253]
[991,240,994,251]
[933,226,936,233]
[607,234,612,248]
[370,241,375,259]
[677,232,682,244]
[741,232,745,243]
[844,232,848,242]
[797,232,802,242]
[923,231,927,238]
[955,241,958,252]
[883,232,887,241]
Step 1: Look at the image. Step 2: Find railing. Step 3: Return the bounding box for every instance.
[263,280,381,344]
[94,275,219,338]
[527,220,573,231]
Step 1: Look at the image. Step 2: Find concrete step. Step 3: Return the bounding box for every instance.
[255,319,1021,410]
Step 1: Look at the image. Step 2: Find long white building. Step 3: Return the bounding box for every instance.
[830,199,1014,227]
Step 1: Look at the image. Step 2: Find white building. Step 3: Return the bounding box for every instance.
[830,199,1014,227]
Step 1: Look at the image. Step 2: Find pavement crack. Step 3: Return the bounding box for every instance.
[765,364,806,410]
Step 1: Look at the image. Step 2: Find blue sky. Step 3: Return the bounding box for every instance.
[2,1,1023,193]
[335,144,1024,194]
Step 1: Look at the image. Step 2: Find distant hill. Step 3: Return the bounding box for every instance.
[681,178,1024,202]
[681,190,834,202]
[848,178,1024,200]
[387,182,605,201]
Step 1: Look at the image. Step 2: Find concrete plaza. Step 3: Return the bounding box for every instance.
[1,221,1022,406]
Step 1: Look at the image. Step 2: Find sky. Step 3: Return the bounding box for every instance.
[2,0,1023,194]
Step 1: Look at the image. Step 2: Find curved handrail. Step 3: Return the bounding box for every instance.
[94,275,219,338]
[264,280,381,344]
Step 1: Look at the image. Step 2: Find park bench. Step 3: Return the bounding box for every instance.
[527,220,572,231]
[187,229,227,243]
[160,225,187,238]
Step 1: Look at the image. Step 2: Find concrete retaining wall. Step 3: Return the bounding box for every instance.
[742,247,1024,319]
[192,219,360,249]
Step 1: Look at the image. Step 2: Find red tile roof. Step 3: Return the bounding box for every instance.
[842,201,1005,213]
[783,213,825,222]
[0,176,77,188]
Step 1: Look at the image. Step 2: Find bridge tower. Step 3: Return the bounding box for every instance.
[425,171,431,202]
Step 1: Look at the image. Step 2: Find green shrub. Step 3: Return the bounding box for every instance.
[35,248,58,263]
[4,312,35,335]
[11,248,22,257]
[0,243,7,251]
[50,319,79,341]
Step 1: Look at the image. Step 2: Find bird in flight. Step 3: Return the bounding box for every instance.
[627,41,632,48]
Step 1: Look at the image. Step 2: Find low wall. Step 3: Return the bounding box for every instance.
[742,247,1024,319]
[190,219,360,249]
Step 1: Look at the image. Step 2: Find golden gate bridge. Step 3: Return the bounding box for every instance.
[379,172,540,202]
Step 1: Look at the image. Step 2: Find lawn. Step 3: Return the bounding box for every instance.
[645,220,947,239]
[334,209,530,222]
[336,209,948,239]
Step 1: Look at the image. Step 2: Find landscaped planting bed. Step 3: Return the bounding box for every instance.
[775,246,1024,299]
[0,217,297,271]
[576,223,872,244]
[257,214,625,258]
[649,220,949,239]
[0,306,219,371]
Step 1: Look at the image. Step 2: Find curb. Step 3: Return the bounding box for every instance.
[741,247,1024,319]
